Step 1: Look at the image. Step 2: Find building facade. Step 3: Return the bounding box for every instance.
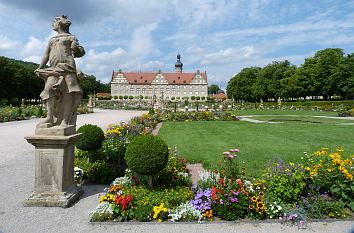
[111,54,208,100]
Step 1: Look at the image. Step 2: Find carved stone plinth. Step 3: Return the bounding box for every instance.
[24,127,83,208]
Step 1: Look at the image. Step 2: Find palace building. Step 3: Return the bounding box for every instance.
[110,54,208,100]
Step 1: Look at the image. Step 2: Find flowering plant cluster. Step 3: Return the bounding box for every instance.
[169,202,203,222]
[75,113,159,184]
[159,110,237,122]
[152,203,169,222]
[304,148,354,211]
[90,147,353,223]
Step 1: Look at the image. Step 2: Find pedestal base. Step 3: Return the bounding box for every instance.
[25,126,82,208]
[24,185,83,208]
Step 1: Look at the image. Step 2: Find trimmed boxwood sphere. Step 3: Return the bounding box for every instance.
[76,124,105,151]
[125,135,169,176]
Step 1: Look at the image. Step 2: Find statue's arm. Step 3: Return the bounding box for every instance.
[37,43,50,69]
[71,36,85,58]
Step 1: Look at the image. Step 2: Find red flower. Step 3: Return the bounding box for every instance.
[236,179,248,195]
[211,186,217,199]
[219,178,224,185]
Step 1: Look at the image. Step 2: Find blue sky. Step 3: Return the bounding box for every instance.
[1,0,354,89]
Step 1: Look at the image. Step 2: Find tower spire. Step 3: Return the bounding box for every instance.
[175,53,183,73]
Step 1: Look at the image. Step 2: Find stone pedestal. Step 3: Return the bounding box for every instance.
[24,126,83,207]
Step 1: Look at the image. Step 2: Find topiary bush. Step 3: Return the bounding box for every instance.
[76,124,105,151]
[125,135,169,186]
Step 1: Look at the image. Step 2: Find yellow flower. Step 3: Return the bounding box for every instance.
[345,174,353,180]
[332,158,341,165]
[344,159,352,166]
[251,196,257,203]
[327,168,334,172]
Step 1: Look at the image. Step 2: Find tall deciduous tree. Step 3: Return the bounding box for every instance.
[208,84,221,95]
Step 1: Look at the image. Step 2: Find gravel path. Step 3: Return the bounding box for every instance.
[0,109,353,233]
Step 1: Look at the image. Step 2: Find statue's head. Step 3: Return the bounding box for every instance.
[52,15,71,33]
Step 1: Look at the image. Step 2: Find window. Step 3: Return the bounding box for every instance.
[195,91,198,95]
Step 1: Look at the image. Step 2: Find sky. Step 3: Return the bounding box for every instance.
[1,0,354,90]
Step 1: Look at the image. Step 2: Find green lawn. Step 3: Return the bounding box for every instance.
[158,119,354,177]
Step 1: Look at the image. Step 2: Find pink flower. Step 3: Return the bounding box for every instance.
[223,152,230,155]
[229,149,240,153]
[227,155,235,159]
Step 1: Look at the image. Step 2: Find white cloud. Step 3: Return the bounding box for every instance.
[130,23,158,59]
[0,35,21,50]
[20,36,47,58]
[201,46,257,65]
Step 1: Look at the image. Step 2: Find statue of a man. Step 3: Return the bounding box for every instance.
[35,15,85,128]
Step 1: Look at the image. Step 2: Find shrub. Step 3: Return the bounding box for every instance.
[264,158,307,204]
[113,96,118,99]
[125,135,169,185]
[76,124,105,151]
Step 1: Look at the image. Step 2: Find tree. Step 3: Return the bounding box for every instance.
[300,48,345,99]
[0,56,43,104]
[208,84,221,95]
[80,75,111,98]
[227,67,261,102]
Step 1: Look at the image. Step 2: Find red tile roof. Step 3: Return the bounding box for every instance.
[112,71,207,85]
[214,93,227,99]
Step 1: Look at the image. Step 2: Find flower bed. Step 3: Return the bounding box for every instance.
[74,113,160,183]
[0,105,44,122]
[89,147,354,225]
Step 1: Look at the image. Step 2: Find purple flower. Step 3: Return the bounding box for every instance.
[220,199,224,205]
[231,191,239,196]
[190,189,212,212]
[223,152,230,155]
[227,155,235,159]
[229,197,238,203]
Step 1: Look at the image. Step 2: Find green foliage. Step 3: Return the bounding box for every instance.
[208,84,221,95]
[304,148,354,211]
[80,75,111,98]
[226,48,354,101]
[264,158,307,204]
[124,185,193,208]
[0,56,43,101]
[125,135,169,176]
[160,111,237,122]
[0,105,44,122]
[76,124,105,151]
[74,150,115,184]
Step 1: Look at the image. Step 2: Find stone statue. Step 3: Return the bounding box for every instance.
[35,15,85,128]
[277,97,282,106]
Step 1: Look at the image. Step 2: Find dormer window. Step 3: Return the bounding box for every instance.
[140,76,143,79]
[173,80,176,83]
[145,80,147,83]
[183,80,186,83]
[134,80,137,83]
[178,77,180,79]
